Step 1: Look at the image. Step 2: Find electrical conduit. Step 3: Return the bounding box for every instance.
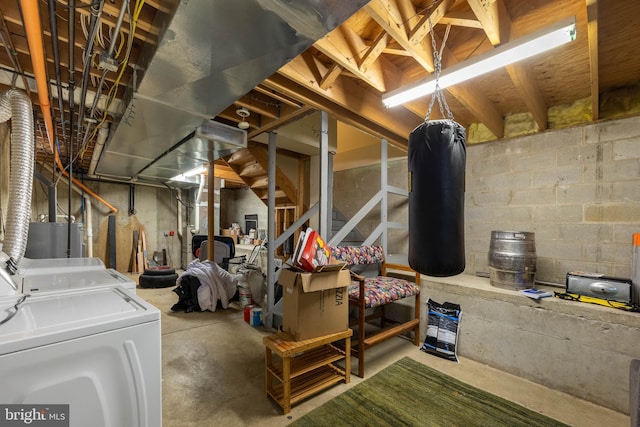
[20,0,118,214]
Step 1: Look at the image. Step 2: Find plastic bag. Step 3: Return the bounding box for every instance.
[420,298,462,362]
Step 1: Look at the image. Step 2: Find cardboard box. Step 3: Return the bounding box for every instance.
[280,267,351,341]
[221,229,239,244]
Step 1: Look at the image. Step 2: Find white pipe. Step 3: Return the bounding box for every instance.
[177,189,183,239]
[85,195,93,257]
[88,123,109,177]
[193,174,205,233]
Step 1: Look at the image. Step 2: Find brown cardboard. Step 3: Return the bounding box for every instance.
[221,229,239,244]
[280,268,350,341]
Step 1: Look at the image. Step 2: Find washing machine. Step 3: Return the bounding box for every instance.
[0,256,137,297]
[0,285,162,427]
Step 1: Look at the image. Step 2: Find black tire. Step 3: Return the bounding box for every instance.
[139,273,178,288]
[143,266,176,276]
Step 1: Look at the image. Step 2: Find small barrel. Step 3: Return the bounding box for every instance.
[488,231,537,290]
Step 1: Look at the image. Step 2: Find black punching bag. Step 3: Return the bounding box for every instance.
[408,119,466,276]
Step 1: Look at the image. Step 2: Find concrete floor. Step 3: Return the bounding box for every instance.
[135,282,629,427]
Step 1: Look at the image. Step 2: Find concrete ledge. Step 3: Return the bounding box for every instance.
[419,273,640,414]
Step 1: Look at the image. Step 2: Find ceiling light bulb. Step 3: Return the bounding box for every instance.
[238,121,250,130]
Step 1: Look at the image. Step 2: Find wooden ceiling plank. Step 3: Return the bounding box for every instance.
[586,0,599,120]
[235,97,279,120]
[319,64,344,90]
[365,0,434,71]
[447,84,504,138]
[359,31,388,72]
[408,0,455,45]
[440,11,483,29]
[248,106,314,139]
[314,25,387,92]
[469,0,545,130]
[263,72,410,150]
[300,51,324,87]
[506,63,548,130]
[278,56,418,144]
[254,85,302,109]
[467,0,510,45]
[382,43,413,56]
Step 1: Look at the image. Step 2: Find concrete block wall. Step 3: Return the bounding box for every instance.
[332,115,640,285]
[466,115,640,284]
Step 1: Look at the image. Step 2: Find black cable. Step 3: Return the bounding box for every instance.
[0,294,30,326]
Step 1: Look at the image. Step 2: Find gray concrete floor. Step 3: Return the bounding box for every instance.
[135,282,629,427]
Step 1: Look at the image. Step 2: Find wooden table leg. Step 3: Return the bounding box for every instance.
[265,347,273,395]
[282,354,291,414]
[344,335,351,384]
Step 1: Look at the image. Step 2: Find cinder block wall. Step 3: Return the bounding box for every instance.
[333,115,640,284]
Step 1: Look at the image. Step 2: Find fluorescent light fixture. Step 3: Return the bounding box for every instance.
[170,165,206,182]
[382,16,577,108]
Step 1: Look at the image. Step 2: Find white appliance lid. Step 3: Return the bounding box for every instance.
[19,257,105,275]
[0,286,159,354]
[22,268,135,293]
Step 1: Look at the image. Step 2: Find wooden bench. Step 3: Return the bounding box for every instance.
[330,245,421,377]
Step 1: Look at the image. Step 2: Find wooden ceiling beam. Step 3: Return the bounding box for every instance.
[235,96,279,120]
[586,0,599,120]
[277,55,418,146]
[408,0,455,45]
[248,106,314,140]
[467,0,510,45]
[254,85,302,109]
[469,0,547,130]
[440,11,483,29]
[365,0,434,71]
[319,64,344,90]
[367,0,503,136]
[314,25,387,92]
[263,71,412,150]
[359,31,388,72]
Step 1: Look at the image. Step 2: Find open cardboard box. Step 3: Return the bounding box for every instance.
[279,265,351,341]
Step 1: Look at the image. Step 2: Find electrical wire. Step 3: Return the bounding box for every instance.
[79,0,144,159]
[0,294,30,326]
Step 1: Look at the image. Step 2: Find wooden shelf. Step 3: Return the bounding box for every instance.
[264,329,352,414]
[266,365,346,406]
[266,344,346,380]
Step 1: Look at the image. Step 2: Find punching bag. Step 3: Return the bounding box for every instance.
[408,119,466,276]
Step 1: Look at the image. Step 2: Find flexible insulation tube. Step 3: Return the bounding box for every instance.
[0,89,34,273]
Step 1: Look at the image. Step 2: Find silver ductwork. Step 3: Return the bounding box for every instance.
[96,0,368,182]
[0,89,34,274]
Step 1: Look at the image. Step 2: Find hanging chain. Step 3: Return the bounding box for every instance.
[425,17,454,121]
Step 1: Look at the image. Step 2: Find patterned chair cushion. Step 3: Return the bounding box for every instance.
[349,276,420,308]
[330,245,385,265]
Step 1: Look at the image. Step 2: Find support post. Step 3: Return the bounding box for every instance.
[381,139,388,254]
[266,132,277,329]
[319,111,329,237]
[208,161,215,261]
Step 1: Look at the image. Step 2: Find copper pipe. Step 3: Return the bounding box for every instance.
[20,0,118,213]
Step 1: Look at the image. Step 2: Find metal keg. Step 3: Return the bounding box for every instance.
[488,231,537,290]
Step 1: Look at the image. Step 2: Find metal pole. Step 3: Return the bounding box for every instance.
[381,139,388,254]
[266,132,277,329]
[319,111,329,237]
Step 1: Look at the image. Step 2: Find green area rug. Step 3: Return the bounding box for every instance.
[289,357,568,427]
